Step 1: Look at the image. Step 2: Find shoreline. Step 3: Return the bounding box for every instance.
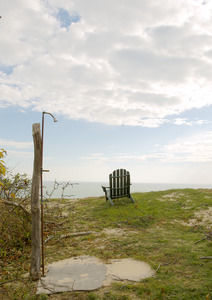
[43,181,212,199]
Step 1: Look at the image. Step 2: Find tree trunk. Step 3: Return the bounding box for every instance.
[30,123,42,280]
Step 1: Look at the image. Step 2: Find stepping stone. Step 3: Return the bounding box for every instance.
[37,256,107,294]
[37,256,155,295]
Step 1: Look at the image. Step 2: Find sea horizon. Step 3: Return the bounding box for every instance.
[43,181,212,199]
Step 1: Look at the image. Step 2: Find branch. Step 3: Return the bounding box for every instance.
[199,256,212,260]
[44,231,93,244]
[192,230,212,248]
[0,199,31,216]
[44,220,68,227]
[60,231,93,238]
[194,237,207,245]
[58,180,79,199]
[155,259,177,272]
[0,279,19,286]
[9,197,30,214]
[44,179,79,199]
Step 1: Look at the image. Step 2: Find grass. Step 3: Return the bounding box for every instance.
[0,188,212,299]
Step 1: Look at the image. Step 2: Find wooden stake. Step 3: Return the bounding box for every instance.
[30,123,42,280]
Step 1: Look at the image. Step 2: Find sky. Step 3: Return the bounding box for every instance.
[1,0,212,185]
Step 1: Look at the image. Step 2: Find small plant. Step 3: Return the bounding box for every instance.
[87,292,100,300]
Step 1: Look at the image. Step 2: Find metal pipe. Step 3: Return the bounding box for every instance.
[41,111,57,276]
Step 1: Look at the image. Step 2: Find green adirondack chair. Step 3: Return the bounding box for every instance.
[102,169,135,206]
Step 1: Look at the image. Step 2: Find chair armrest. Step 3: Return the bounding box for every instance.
[102,186,109,192]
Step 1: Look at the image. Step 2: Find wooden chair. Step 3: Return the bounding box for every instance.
[102,169,135,206]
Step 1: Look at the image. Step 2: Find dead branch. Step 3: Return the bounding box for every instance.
[44,179,79,199]
[9,197,30,214]
[44,220,68,227]
[194,237,207,245]
[44,179,59,198]
[155,259,177,272]
[44,231,93,244]
[60,231,93,238]
[162,259,177,266]
[0,279,20,286]
[192,230,212,248]
[44,236,54,244]
[199,256,212,259]
[0,199,31,217]
[156,263,161,272]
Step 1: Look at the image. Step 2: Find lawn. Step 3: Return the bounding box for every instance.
[0,189,211,299]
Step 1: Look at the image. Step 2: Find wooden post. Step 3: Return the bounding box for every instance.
[30,123,42,280]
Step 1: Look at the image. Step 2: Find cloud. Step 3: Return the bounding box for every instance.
[162,131,212,162]
[80,131,212,163]
[0,139,33,149]
[172,118,209,126]
[1,0,212,126]
[7,150,33,159]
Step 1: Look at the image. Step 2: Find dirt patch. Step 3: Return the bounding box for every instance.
[158,192,186,202]
[105,258,155,284]
[102,228,137,237]
[175,207,212,228]
[103,228,127,237]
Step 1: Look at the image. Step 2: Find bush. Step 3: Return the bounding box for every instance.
[0,201,31,257]
[0,153,32,258]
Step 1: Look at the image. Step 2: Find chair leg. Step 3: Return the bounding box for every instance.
[130,194,135,203]
[104,193,108,202]
[108,196,114,206]
[102,188,109,202]
[105,190,114,206]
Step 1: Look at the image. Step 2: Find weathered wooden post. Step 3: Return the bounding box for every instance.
[30,123,42,280]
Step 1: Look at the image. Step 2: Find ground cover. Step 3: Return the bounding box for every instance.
[0,189,211,299]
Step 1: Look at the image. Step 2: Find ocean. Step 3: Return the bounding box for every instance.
[42,181,212,199]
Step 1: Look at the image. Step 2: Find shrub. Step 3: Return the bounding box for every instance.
[0,151,32,258]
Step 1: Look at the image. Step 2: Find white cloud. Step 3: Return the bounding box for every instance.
[1,0,212,126]
[7,150,33,158]
[173,118,209,126]
[162,131,212,162]
[0,139,33,149]
[80,131,212,164]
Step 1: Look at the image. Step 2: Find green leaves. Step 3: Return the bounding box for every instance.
[0,149,7,193]
[0,148,6,177]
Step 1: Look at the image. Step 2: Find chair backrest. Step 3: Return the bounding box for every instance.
[109,169,131,199]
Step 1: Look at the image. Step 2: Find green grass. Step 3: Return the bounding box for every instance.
[0,189,211,299]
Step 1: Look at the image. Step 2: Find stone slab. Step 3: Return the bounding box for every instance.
[37,256,155,295]
[37,256,107,294]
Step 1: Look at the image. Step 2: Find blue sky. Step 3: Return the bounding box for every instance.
[1,0,212,184]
